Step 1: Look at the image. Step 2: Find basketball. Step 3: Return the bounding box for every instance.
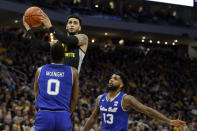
[24,7,44,27]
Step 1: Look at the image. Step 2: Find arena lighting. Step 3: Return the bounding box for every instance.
[141,39,145,43]
[172,42,175,45]
[109,1,115,9]
[157,41,160,44]
[165,42,168,45]
[172,11,177,16]
[146,0,194,7]
[14,20,18,23]
[138,6,143,13]
[95,5,99,8]
[104,32,108,36]
[50,33,54,41]
[149,40,153,43]
[119,39,124,45]
[91,38,95,43]
[142,36,146,39]
[174,40,178,42]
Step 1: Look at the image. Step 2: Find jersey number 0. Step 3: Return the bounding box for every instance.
[47,79,60,95]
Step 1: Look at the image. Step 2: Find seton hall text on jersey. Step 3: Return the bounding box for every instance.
[100,106,118,113]
[46,71,64,77]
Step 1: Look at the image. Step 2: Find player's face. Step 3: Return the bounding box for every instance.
[107,74,123,91]
[66,18,81,35]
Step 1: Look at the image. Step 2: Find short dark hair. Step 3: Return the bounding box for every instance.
[66,15,82,26]
[50,43,65,63]
[112,71,129,92]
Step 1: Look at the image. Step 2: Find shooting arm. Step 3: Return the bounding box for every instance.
[49,26,88,47]
[27,30,50,52]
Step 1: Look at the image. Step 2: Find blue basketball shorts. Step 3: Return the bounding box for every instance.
[33,110,72,131]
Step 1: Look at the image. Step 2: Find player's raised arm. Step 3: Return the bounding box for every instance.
[41,14,78,46]
[70,67,79,114]
[82,95,102,131]
[33,67,42,100]
[23,16,51,52]
[122,95,186,127]
[41,14,88,48]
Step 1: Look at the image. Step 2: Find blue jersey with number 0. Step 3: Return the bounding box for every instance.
[99,92,130,131]
[35,64,73,111]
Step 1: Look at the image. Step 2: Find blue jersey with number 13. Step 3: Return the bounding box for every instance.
[35,64,73,111]
[99,92,130,131]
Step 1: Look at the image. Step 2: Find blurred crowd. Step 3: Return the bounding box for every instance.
[7,0,196,28]
[0,27,197,131]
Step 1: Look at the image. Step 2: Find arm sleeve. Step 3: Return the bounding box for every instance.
[27,30,50,52]
[49,26,78,47]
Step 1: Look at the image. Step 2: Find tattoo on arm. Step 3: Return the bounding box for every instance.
[146,107,170,124]
[127,95,170,124]
[75,34,88,46]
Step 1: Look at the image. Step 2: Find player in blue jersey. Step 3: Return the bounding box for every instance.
[82,71,186,131]
[33,43,79,131]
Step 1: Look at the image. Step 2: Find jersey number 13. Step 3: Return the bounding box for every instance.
[103,113,114,124]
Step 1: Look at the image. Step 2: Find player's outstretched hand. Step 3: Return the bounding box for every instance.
[41,12,52,29]
[170,120,186,127]
[23,16,31,30]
